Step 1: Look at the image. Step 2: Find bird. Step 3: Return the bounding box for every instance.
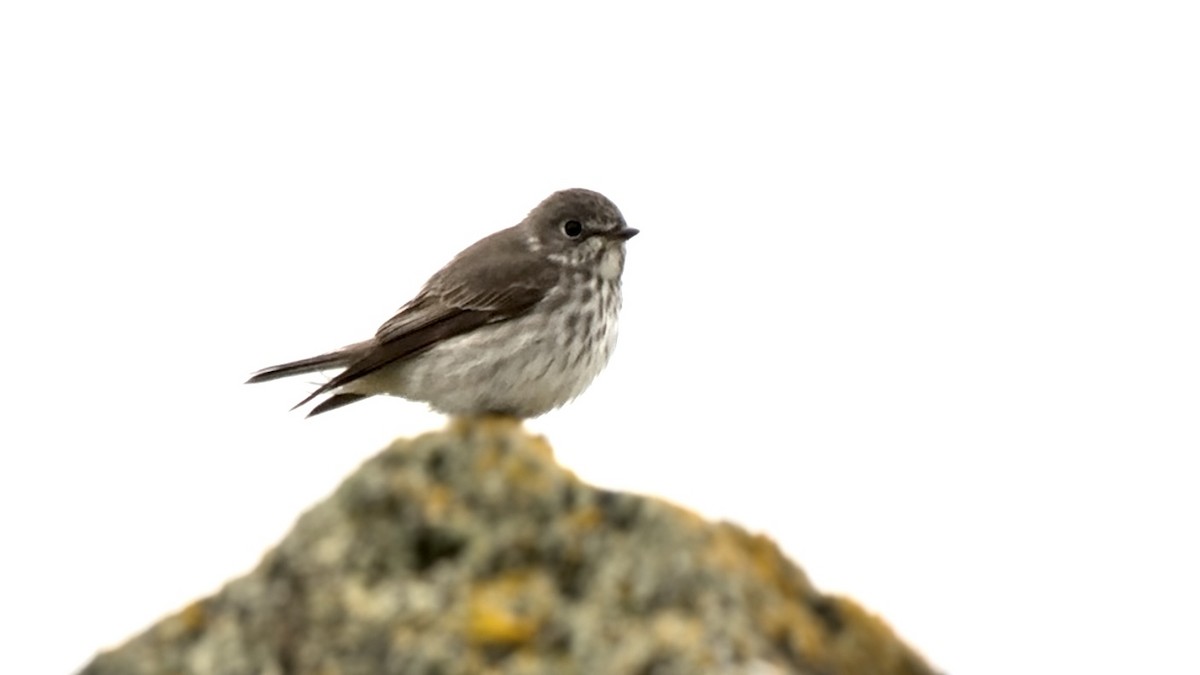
[247,188,638,418]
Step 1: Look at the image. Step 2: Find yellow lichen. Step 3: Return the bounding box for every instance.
[179,600,207,633]
[467,602,538,647]
[822,596,931,675]
[467,570,554,648]
[158,600,208,641]
[568,505,603,531]
[423,484,453,520]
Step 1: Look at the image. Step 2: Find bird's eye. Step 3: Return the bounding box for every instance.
[563,220,583,238]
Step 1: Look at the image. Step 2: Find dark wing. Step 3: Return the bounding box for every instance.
[293,227,559,410]
[246,343,365,384]
[307,393,370,416]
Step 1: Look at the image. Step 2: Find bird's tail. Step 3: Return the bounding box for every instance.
[245,341,368,384]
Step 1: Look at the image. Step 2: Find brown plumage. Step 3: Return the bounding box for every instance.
[247,188,637,418]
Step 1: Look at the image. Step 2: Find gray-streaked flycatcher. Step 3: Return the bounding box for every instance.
[247,188,638,418]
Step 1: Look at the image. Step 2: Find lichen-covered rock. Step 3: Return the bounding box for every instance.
[82,418,936,675]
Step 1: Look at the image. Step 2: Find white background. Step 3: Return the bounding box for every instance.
[2,2,1197,674]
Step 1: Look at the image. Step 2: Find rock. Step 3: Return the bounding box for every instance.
[81,418,937,675]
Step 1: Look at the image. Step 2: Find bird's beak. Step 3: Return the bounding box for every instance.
[610,226,639,241]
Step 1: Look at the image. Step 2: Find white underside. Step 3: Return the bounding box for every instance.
[345,280,620,417]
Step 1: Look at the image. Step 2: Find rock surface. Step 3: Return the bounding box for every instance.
[82,418,937,675]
